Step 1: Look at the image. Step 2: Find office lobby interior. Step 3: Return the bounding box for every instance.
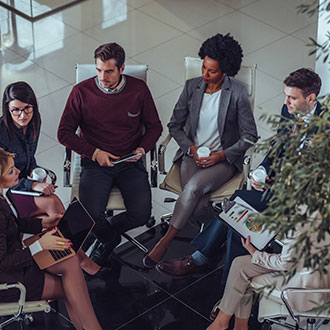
[0,0,327,329]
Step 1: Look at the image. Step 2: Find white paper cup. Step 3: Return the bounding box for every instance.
[32,168,47,183]
[252,168,267,184]
[197,146,210,158]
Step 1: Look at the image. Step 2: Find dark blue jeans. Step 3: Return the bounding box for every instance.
[191,189,271,284]
[79,158,151,243]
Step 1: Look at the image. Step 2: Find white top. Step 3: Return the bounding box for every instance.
[194,90,222,152]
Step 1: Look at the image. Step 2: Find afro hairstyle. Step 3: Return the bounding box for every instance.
[198,33,243,77]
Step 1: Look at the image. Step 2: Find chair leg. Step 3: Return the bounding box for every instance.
[121,233,149,254]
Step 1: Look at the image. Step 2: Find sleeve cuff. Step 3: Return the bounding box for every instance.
[92,148,100,161]
[29,240,43,256]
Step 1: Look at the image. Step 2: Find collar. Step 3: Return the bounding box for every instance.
[298,104,317,124]
[95,75,126,94]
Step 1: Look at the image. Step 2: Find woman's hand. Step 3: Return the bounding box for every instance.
[196,151,226,168]
[38,228,72,251]
[241,236,257,255]
[41,213,63,230]
[31,182,57,195]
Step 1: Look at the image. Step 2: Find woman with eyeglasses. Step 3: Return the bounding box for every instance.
[0,81,64,219]
[0,148,102,330]
[0,82,103,277]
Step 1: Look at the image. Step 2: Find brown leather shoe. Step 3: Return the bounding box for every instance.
[156,255,207,277]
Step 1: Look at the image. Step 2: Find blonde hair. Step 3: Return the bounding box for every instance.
[0,148,15,184]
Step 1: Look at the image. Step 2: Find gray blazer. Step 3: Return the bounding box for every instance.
[168,76,258,172]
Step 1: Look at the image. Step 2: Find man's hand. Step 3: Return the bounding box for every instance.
[251,175,269,191]
[96,150,120,167]
[125,147,145,162]
[32,182,57,195]
[196,151,226,168]
[241,235,257,255]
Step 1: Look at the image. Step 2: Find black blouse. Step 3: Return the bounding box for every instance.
[0,118,40,190]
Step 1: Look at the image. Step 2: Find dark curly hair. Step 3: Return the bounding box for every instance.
[283,68,321,97]
[198,33,243,77]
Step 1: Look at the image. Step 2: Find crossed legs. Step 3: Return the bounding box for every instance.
[147,156,236,263]
[42,255,102,330]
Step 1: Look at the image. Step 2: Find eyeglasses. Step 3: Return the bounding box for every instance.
[9,105,33,117]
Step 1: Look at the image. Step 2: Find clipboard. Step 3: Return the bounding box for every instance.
[218,197,275,251]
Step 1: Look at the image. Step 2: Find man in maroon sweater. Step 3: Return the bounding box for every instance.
[58,43,162,267]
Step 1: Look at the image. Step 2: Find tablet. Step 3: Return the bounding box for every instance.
[218,197,276,251]
[112,152,142,164]
[10,189,43,197]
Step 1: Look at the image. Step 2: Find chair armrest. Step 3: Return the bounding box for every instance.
[63,147,72,188]
[281,287,330,323]
[158,134,172,174]
[149,147,158,188]
[0,282,26,314]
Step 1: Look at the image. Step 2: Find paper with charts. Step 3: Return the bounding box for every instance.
[219,196,275,250]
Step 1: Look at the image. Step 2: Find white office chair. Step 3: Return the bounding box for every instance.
[252,273,330,330]
[63,63,157,253]
[158,57,257,226]
[0,282,51,329]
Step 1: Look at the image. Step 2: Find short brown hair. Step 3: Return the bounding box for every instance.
[0,148,15,185]
[283,68,321,97]
[94,43,125,70]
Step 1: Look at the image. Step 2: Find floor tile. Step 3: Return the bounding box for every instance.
[37,132,58,154]
[0,15,79,57]
[154,87,182,130]
[85,256,171,329]
[83,10,182,57]
[173,267,224,319]
[244,36,316,82]
[30,33,100,83]
[118,0,155,9]
[139,0,233,33]
[254,70,283,107]
[133,34,201,85]
[117,296,211,330]
[38,85,73,141]
[188,10,285,55]
[52,0,132,31]
[291,22,318,44]
[0,57,70,98]
[216,0,258,10]
[240,0,316,34]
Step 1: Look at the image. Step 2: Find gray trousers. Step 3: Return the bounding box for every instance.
[170,155,236,230]
[219,255,275,319]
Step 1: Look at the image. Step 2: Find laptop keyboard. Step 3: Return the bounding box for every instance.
[49,231,72,261]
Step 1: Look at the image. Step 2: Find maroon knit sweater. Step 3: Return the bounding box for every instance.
[57,75,162,158]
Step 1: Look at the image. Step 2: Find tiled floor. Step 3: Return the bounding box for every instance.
[0,0,325,329]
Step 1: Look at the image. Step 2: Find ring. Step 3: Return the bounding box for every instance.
[57,241,64,246]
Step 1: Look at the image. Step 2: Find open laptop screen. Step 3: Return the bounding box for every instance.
[58,197,95,253]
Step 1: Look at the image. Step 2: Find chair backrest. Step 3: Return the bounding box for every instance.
[75,63,148,84]
[184,57,257,111]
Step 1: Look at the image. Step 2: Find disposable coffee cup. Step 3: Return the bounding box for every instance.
[197,146,210,158]
[252,168,267,184]
[32,168,47,183]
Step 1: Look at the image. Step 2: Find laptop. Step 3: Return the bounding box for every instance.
[24,197,95,270]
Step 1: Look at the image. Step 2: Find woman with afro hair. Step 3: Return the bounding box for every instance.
[143,33,258,268]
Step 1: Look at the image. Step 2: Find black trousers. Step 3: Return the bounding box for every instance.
[79,158,151,243]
